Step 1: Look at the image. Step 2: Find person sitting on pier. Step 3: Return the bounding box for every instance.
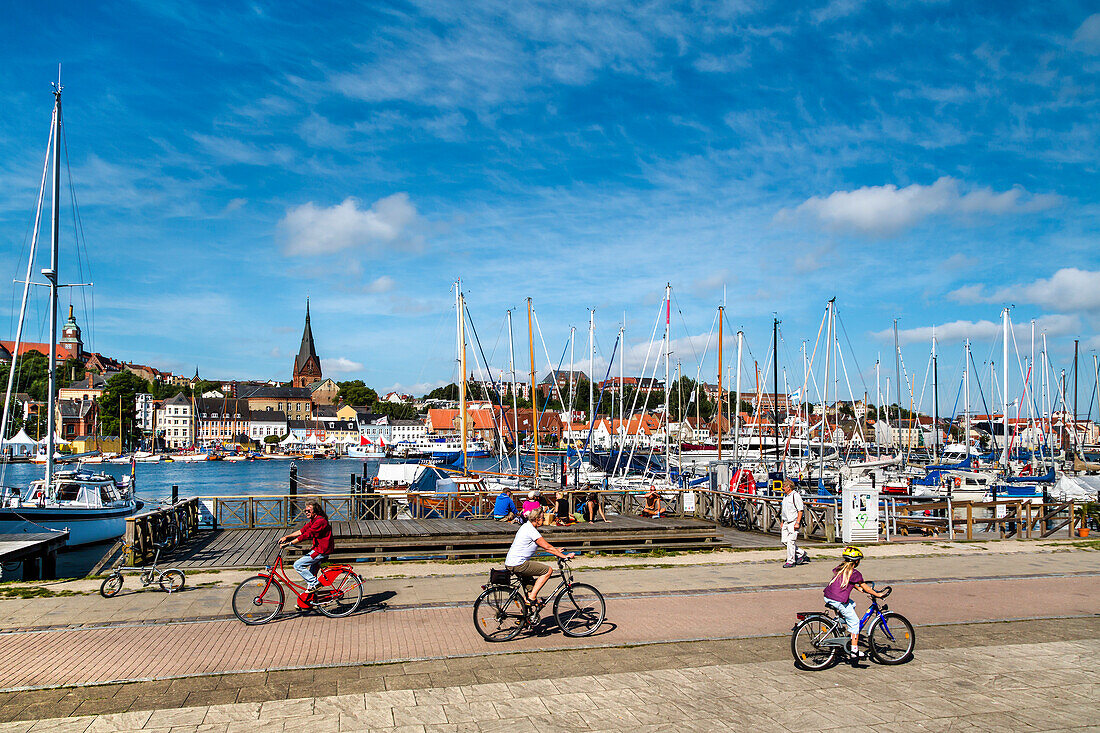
[553,490,576,525]
[640,487,662,518]
[522,490,542,517]
[504,506,575,608]
[493,487,519,522]
[279,501,333,595]
[583,492,608,522]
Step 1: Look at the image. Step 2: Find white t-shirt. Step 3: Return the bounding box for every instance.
[781,490,805,523]
[505,522,543,567]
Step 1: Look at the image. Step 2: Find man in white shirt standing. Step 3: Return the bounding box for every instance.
[505,506,575,606]
[780,479,809,567]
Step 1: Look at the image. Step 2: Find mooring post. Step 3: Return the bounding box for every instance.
[171,485,179,505]
[289,465,298,521]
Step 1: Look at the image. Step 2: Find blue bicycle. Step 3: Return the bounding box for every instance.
[790,584,915,670]
[718,495,751,531]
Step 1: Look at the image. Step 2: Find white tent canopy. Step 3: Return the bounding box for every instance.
[5,429,37,447]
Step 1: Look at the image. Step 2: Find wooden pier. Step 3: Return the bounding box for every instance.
[166,515,722,569]
[0,532,68,580]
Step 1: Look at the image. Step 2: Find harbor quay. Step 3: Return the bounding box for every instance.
[0,540,1095,732]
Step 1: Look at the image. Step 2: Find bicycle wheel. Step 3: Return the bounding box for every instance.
[314,570,362,618]
[99,573,124,598]
[718,503,733,528]
[867,612,915,664]
[232,576,284,625]
[159,569,186,594]
[553,583,605,637]
[733,506,750,532]
[473,586,526,641]
[791,615,841,670]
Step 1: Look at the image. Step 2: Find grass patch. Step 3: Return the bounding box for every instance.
[0,586,78,599]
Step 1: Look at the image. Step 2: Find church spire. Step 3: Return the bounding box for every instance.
[292,299,323,388]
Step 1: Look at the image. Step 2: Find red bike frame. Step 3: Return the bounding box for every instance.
[255,552,356,609]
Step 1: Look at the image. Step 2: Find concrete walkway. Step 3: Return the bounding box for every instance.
[2,618,1097,731]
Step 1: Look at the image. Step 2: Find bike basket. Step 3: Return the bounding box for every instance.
[489,568,511,586]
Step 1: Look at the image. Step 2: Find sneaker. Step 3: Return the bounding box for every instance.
[782,562,796,568]
[796,554,811,565]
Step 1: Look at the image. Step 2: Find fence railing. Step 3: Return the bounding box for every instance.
[891,498,1080,540]
[124,498,200,565]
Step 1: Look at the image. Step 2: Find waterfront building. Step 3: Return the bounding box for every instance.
[57,399,96,440]
[196,398,250,446]
[1,306,85,366]
[157,393,195,449]
[241,384,313,421]
[309,378,339,405]
[291,301,323,389]
[248,411,287,442]
[135,393,157,434]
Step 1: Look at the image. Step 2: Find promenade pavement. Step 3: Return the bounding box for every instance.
[0,540,1096,730]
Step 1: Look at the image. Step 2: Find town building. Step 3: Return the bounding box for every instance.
[157,393,195,449]
[241,384,313,421]
[135,393,158,434]
[57,373,112,402]
[249,411,287,443]
[57,399,96,440]
[309,378,339,405]
[196,398,250,446]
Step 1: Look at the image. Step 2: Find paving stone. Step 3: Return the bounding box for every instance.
[145,707,210,728]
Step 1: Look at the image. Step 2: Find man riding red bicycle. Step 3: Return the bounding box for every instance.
[280,501,333,597]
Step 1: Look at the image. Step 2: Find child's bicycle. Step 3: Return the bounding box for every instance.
[231,543,363,624]
[473,557,605,641]
[100,541,186,597]
[790,583,915,670]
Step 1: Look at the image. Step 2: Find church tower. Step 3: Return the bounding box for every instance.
[292,300,323,388]
[59,304,84,359]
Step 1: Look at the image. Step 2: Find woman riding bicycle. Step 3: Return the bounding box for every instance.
[504,506,574,607]
[824,546,886,660]
[279,501,334,595]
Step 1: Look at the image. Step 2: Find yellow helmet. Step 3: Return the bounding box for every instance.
[841,546,864,561]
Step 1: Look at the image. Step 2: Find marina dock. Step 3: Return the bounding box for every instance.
[0,531,68,580]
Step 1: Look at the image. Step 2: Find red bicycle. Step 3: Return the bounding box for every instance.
[232,544,363,624]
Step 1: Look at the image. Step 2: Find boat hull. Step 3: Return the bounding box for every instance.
[0,500,143,546]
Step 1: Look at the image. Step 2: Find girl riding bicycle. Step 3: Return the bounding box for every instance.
[824,546,886,660]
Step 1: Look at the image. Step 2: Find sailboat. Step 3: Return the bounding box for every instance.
[0,78,142,545]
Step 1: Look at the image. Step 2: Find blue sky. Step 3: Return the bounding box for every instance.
[1,1,1098,416]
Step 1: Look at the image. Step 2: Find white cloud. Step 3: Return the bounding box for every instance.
[364,276,396,294]
[949,268,1100,312]
[322,357,364,374]
[873,314,1079,346]
[794,245,832,274]
[777,177,1060,237]
[693,270,730,292]
[1073,13,1100,54]
[278,194,421,256]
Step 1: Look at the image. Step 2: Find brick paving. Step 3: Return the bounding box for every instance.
[0,618,1096,731]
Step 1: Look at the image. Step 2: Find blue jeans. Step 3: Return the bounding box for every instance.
[294,552,326,588]
[825,598,860,635]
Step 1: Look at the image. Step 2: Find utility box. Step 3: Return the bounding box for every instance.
[841,485,880,543]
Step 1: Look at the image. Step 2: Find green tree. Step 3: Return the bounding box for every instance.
[426,383,460,401]
[372,400,416,420]
[338,380,378,406]
[97,372,149,445]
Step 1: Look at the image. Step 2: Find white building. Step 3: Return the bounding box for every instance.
[249,411,287,442]
[157,393,194,449]
[135,393,157,434]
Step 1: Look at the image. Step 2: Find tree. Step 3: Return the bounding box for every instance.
[97,372,149,446]
[426,383,460,401]
[338,380,379,407]
[372,400,416,420]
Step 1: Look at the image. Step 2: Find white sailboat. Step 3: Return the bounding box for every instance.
[0,78,142,545]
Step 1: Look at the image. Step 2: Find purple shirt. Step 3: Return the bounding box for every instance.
[823,565,863,604]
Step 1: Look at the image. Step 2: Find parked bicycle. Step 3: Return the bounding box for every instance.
[718,495,751,531]
[231,544,363,624]
[790,583,915,670]
[100,541,186,597]
[473,557,605,641]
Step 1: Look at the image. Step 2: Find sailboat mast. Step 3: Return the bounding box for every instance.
[1073,338,1079,458]
[618,321,624,451]
[507,309,519,471]
[458,287,468,474]
[45,82,63,488]
[664,284,671,483]
[528,299,539,490]
[588,310,594,444]
[821,301,833,483]
[734,331,743,465]
[964,339,971,456]
[1002,308,1009,469]
[932,332,938,462]
[717,306,724,463]
[568,327,575,417]
[772,317,779,476]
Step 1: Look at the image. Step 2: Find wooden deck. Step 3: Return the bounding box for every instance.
[166,516,723,569]
[0,532,69,580]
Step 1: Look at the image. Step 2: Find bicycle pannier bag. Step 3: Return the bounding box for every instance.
[489,568,511,586]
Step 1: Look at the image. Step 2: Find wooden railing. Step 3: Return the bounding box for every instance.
[893,499,1080,540]
[124,498,200,565]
